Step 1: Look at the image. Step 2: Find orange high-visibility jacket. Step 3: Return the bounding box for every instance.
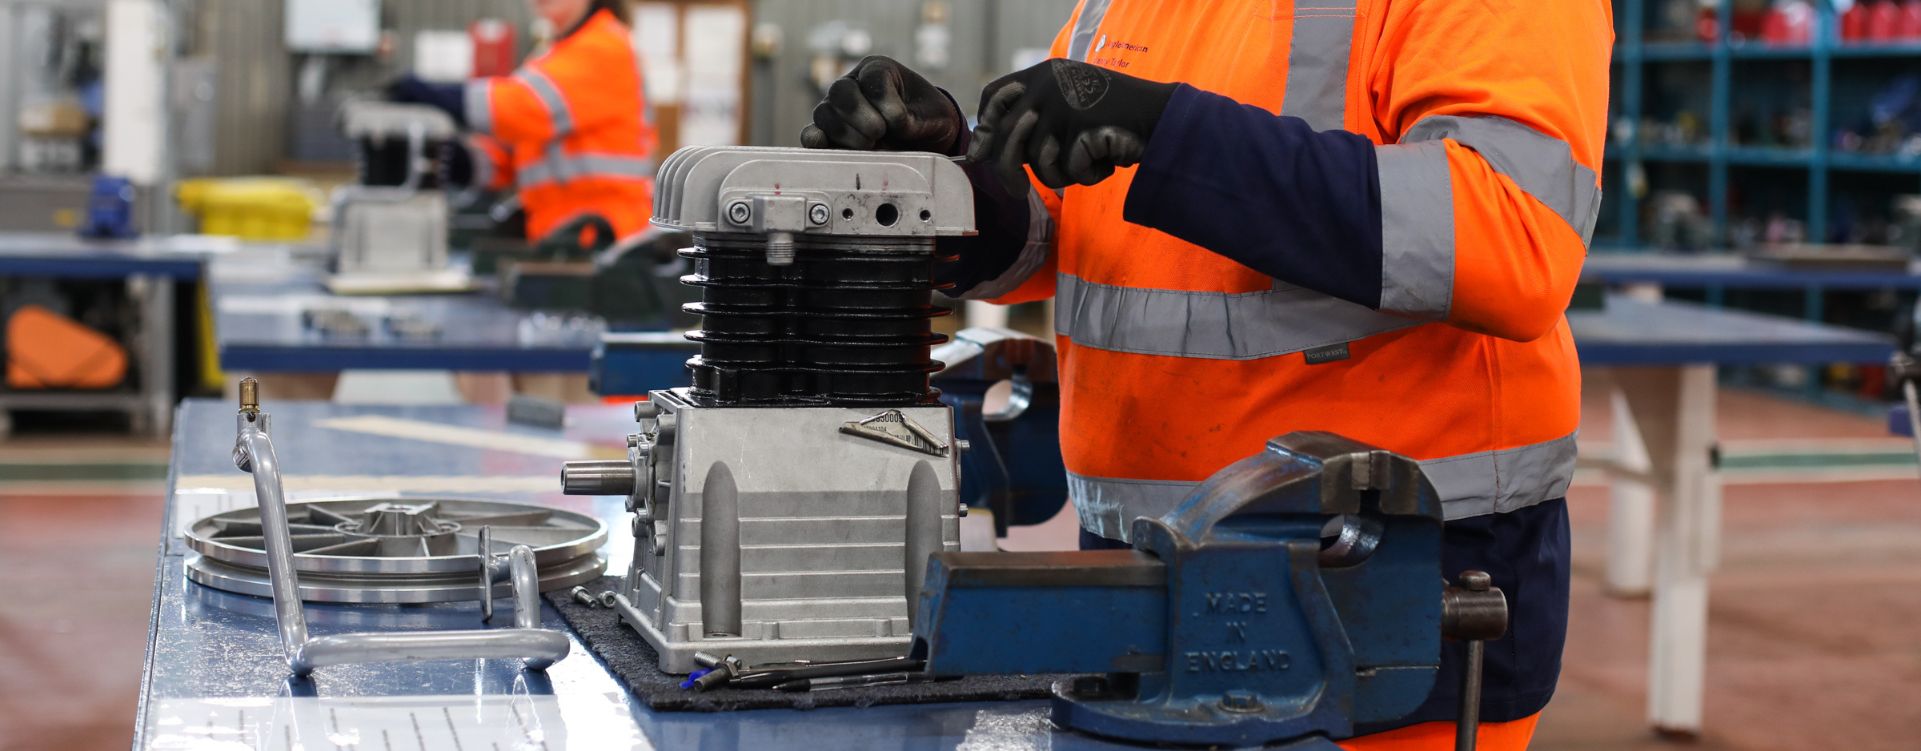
[464,9,657,241]
[965,0,1608,538]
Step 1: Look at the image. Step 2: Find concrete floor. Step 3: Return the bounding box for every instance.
[2,385,1918,750]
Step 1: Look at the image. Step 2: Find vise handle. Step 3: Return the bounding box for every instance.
[1442,570,1509,751]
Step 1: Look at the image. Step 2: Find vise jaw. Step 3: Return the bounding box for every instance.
[912,432,1462,748]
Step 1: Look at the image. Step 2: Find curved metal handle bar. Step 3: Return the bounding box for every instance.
[232,404,570,677]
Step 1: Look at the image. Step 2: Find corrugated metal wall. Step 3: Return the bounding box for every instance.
[190,0,533,175]
[746,0,1078,147]
[193,0,1073,172]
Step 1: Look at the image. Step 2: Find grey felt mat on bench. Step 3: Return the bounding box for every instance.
[545,576,1077,712]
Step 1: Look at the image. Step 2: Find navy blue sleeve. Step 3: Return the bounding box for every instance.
[935,127,1032,297]
[387,75,468,129]
[1122,85,1384,309]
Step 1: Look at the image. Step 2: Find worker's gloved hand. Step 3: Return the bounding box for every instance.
[437,142,475,188]
[800,56,965,155]
[969,59,1177,193]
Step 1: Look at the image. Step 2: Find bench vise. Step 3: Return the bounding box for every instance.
[910,432,1508,748]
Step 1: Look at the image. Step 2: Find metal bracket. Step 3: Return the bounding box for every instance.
[229,378,570,677]
[840,409,950,457]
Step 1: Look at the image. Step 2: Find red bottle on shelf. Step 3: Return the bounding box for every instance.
[1696,7,1719,43]
[1760,8,1788,43]
[1843,2,1871,41]
[470,19,517,78]
[1870,0,1903,41]
[1900,0,1921,40]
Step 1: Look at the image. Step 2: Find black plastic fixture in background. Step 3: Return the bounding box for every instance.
[680,232,949,407]
[357,136,445,190]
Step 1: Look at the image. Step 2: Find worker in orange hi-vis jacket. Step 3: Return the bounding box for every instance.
[803,2,1611,749]
[389,0,657,243]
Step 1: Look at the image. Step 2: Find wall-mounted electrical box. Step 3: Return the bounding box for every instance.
[285,0,380,54]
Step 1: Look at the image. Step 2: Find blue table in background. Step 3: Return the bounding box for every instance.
[1567,294,1891,736]
[143,296,1893,747]
[210,251,621,373]
[1583,252,1921,292]
[0,232,261,435]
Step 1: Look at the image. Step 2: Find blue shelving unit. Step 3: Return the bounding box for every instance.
[1605,1,1921,251]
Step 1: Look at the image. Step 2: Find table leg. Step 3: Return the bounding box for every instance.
[1605,384,1655,596]
[1614,365,1721,737]
[135,275,176,437]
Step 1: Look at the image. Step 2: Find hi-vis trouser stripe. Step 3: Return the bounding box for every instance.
[1068,434,1579,541]
[517,153,655,190]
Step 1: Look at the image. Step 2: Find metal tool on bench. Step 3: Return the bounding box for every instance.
[560,146,977,673]
[910,432,1509,750]
[329,101,461,287]
[226,378,573,676]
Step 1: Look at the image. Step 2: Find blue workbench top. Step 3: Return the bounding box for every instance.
[1569,296,1893,366]
[210,251,606,373]
[145,398,1117,750]
[1583,252,1921,290]
[0,231,259,280]
[147,290,1899,747]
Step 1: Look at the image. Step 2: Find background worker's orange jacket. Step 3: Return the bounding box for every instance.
[943,0,1612,747]
[464,9,656,241]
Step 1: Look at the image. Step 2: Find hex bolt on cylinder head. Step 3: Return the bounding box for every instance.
[808,203,830,225]
[726,200,752,224]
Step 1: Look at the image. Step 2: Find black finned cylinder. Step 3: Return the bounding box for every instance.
[681,232,948,406]
[357,136,442,190]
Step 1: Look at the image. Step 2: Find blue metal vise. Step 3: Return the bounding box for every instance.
[910,432,1506,748]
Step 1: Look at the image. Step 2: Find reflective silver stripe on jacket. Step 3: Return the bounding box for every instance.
[1372,116,1603,317]
[1054,272,1421,360]
[1376,140,1455,317]
[518,153,655,189]
[1402,115,1604,244]
[1068,433,1577,541]
[957,188,1058,300]
[515,68,574,136]
[465,80,493,135]
[1280,0,1359,131]
[1066,0,1114,61]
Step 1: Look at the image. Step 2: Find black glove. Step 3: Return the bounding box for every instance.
[800,56,966,155]
[437,141,475,188]
[968,58,1177,193]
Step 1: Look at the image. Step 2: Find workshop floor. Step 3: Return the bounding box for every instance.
[2,386,1918,750]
